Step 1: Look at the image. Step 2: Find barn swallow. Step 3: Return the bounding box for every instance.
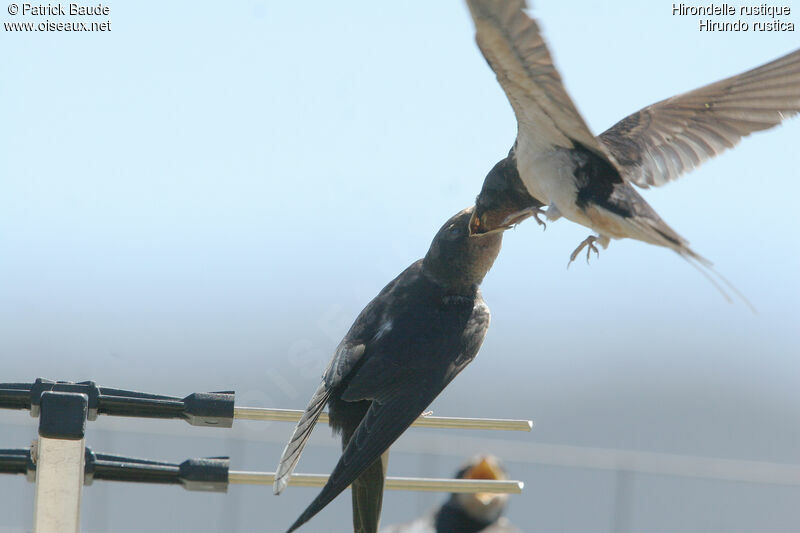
[380,455,521,533]
[274,207,503,533]
[466,0,800,271]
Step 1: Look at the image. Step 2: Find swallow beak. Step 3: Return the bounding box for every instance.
[468,210,485,236]
[500,206,536,228]
[475,492,498,505]
[470,207,533,236]
[463,456,505,505]
[464,456,504,481]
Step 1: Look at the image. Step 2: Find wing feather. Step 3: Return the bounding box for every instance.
[273,382,331,495]
[273,338,369,495]
[466,0,609,159]
[600,49,800,188]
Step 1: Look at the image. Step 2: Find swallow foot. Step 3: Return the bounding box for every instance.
[568,235,600,267]
[530,207,547,231]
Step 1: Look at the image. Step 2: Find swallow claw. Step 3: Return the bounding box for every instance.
[531,207,547,231]
[568,235,600,268]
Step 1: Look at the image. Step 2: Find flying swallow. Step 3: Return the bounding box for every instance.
[466,0,800,278]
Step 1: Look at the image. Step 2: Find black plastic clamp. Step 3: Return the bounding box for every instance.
[0,378,235,427]
[1,447,229,492]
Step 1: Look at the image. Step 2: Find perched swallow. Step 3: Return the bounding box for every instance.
[274,207,503,533]
[380,455,521,533]
[466,0,800,270]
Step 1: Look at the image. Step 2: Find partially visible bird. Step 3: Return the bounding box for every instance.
[274,206,505,533]
[380,455,522,533]
[466,0,800,276]
[470,156,546,237]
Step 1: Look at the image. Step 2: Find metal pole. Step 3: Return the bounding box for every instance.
[228,470,524,494]
[233,407,532,432]
[32,392,88,533]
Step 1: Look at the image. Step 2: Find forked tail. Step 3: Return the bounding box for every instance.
[677,247,756,314]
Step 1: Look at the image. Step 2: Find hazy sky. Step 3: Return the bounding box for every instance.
[1,2,798,532]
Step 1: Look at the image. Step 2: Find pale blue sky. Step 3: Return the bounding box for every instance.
[1,2,799,532]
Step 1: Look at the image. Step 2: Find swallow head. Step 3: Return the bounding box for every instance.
[453,455,511,525]
[470,156,542,236]
[424,206,503,290]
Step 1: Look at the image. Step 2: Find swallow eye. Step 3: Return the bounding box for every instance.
[446,224,461,237]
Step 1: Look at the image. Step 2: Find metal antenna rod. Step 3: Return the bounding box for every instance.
[233,407,533,432]
[229,470,524,494]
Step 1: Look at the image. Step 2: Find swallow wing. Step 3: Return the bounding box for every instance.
[272,264,418,495]
[466,0,610,159]
[272,347,358,495]
[287,297,491,532]
[600,49,800,188]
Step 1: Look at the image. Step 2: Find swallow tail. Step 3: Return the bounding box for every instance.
[287,393,429,532]
[632,215,755,312]
[350,451,389,533]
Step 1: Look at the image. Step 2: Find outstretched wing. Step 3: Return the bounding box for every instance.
[466,0,610,159]
[600,49,800,188]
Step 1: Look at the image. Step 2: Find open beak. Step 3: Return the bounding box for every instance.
[464,456,504,481]
[463,456,506,505]
[469,207,534,236]
[475,492,498,505]
[500,206,535,228]
[468,210,485,236]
